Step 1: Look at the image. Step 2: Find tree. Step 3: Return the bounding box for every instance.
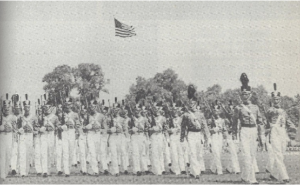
[42,63,107,105]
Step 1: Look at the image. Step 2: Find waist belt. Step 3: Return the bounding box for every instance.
[0,131,12,134]
[241,124,256,128]
[87,129,100,133]
[188,129,201,132]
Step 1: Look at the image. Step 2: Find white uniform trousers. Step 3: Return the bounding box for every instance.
[150,133,164,175]
[11,135,19,172]
[181,139,189,166]
[78,133,87,173]
[240,127,259,183]
[225,136,240,173]
[266,134,274,173]
[40,131,55,174]
[33,134,42,174]
[270,126,289,181]
[169,134,185,175]
[131,133,147,174]
[60,129,76,175]
[56,136,63,173]
[187,131,205,176]
[162,136,171,172]
[0,132,13,179]
[19,133,33,176]
[210,132,223,175]
[99,133,108,172]
[109,133,127,174]
[87,131,100,174]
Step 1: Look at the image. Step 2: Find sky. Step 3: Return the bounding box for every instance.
[0,1,300,106]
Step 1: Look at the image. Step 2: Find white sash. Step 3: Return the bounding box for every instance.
[241,104,257,124]
[22,115,33,130]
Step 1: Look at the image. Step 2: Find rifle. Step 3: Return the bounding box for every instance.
[107,99,114,128]
[148,99,157,128]
[202,96,216,128]
[163,98,175,129]
[58,91,65,140]
[0,97,3,126]
[127,103,136,129]
[40,96,44,127]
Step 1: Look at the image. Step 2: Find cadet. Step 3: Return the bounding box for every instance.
[99,104,109,175]
[107,100,128,176]
[61,97,80,176]
[129,103,149,176]
[149,101,166,175]
[266,83,296,183]
[0,94,17,181]
[223,101,240,174]
[168,104,186,175]
[232,73,262,184]
[11,94,22,176]
[39,95,61,177]
[18,94,37,177]
[84,97,105,176]
[180,85,211,179]
[208,101,227,175]
[33,100,43,175]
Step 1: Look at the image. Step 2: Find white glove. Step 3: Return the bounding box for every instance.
[132,127,138,132]
[110,127,116,133]
[0,125,5,131]
[40,126,46,133]
[19,128,24,134]
[61,125,68,131]
[85,124,92,130]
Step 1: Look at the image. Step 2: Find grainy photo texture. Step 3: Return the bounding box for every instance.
[0,1,300,184]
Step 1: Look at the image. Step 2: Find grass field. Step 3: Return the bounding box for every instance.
[1,152,299,184]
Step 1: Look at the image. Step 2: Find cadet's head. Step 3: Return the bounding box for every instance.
[212,103,221,116]
[23,94,30,114]
[89,100,98,114]
[43,101,53,115]
[171,109,180,117]
[271,83,281,107]
[64,98,73,112]
[189,99,197,111]
[2,99,11,116]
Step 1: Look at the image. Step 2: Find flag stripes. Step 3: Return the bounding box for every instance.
[114,18,136,38]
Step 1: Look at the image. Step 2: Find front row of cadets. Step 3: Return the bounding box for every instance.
[0,78,296,184]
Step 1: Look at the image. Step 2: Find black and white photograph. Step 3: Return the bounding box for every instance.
[0,1,300,184]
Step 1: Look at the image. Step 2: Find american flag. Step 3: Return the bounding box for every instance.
[114,18,136,38]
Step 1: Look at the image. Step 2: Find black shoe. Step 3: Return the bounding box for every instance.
[82,172,86,176]
[190,174,195,178]
[270,175,277,181]
[168,163,172,167]
[282,179,289,183]
[169,169,175,175]
[145,171,151,175]
[37,173,42,176]
[43,173,48,177]
[21,175,25,178]
[57,171,63,175]
[266,169,270,173]
[74,164,77,168]
[104,170,109,175]
[251,182,259,184]
[77,161,80,165]
[195,175,200,179]
[201,171,205,174]
[115,173,119,177]
[137,171,142,176]
[65,174,70,177]
[225,169,231,174]
[181,171,186,175]
[94,173,98,176]
[162,171,168,175]
[12,170,17,176]
[124,170,128,175]
[187,163,190,167]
